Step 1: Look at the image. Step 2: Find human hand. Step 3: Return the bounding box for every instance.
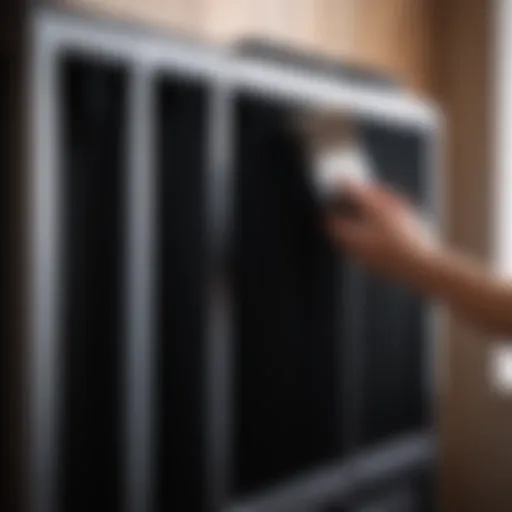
[327,182,438,284]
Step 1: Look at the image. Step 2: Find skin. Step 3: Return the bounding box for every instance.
[327,182,512,338]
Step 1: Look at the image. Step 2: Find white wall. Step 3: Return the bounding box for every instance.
[495,0,512,275]
[491,0,512,392]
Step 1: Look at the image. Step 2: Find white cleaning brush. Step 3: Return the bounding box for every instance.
[295,112,376,214]
[312,142,375,202]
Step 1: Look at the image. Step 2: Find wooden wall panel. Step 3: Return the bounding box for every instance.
[352,0,432,92]
[308,0,358,59]
[204,0,318,48]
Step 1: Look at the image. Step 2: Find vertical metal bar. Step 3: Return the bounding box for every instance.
[125,65,156,512]
[205,83,234,512]
[29,22,62,512]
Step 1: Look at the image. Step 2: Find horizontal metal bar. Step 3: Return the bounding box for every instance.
[226,432,435,512]
[232,59,439,129]
[34,7,440,130]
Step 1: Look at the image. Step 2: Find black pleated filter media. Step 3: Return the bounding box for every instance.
[230,95,430,498]
[357,122,429,446]
[58,58,209,512]
[232,94,346,497]
[59,55,127,512]
[154,74,208,512]
[55,52,430,511]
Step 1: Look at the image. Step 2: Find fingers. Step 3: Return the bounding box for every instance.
[327,214,368,247]
[335,181,384,218]
[335,181,405,218]
[326,182,377,245]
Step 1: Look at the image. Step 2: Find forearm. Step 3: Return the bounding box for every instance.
[411,249,512,338]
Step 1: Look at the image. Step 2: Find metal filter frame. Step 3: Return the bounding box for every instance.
[27,7,444,512]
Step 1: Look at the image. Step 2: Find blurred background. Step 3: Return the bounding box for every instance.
[1,1,510,511]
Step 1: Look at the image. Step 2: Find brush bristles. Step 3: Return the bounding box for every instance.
[310,143,375,200]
